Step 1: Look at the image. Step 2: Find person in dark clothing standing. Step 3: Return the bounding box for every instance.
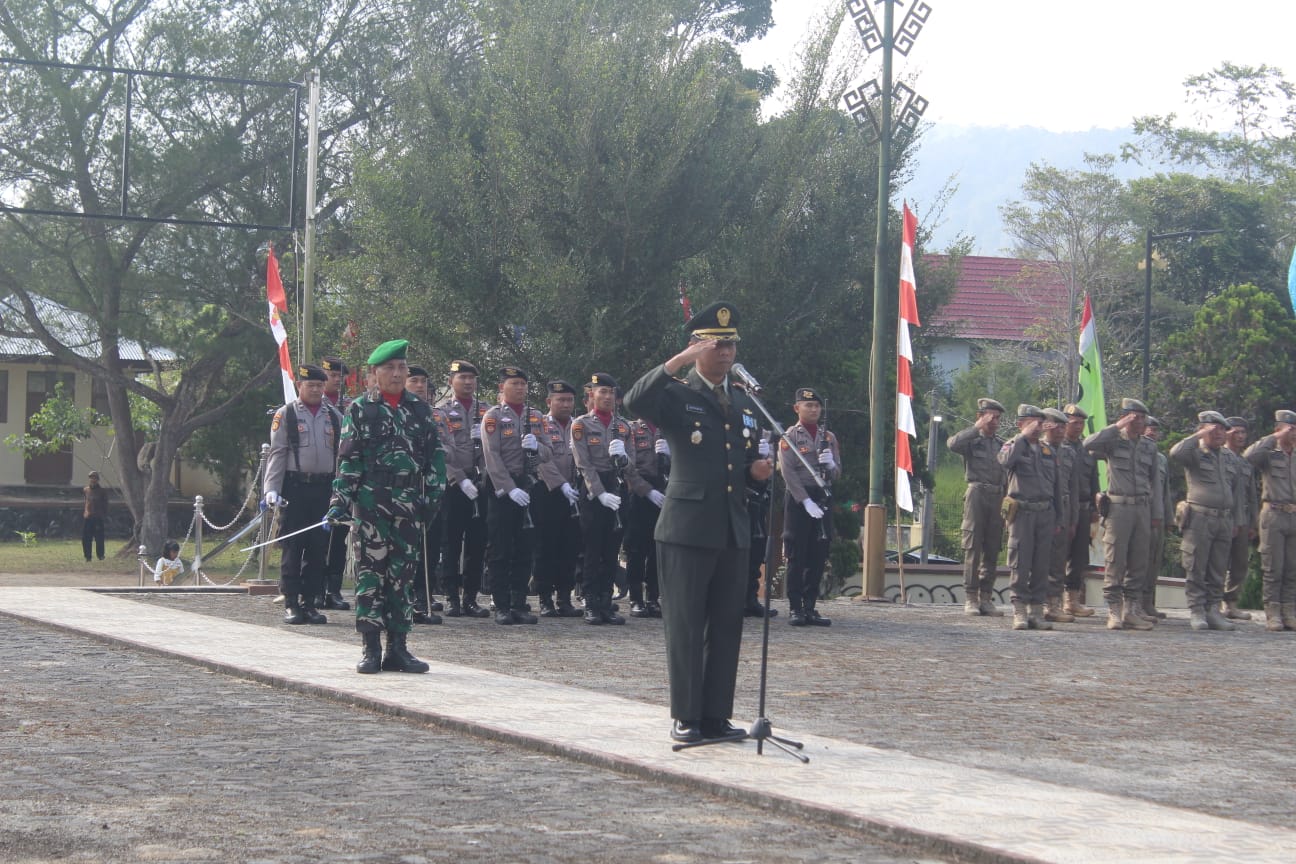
[82,471,108,562]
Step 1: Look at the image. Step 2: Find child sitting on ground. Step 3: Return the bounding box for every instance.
[154,541,183,586]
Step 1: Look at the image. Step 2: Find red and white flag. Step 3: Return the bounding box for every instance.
[266,245,295,404]
[895,203,921,512]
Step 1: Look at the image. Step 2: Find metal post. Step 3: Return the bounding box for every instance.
[192,496,204,586]
[138,544,147,587]
[301,68,321,363]
[920,413,942,563]
[1142,230,1152,400]
[863,0,897,600]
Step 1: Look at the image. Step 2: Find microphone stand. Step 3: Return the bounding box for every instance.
[672,368,809,763]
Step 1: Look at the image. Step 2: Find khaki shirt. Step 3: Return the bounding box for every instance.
[435,396,489,485]
[998,434,1060,516]
[1084,425,1164,520]
[1224,447,1258,529]
[1051,436,1079,527]
[779,422,840,504]
[571,411,637,498]
[1170,437,1246,527]
[537,414,577,492]
[481,404,551,495]
[627,419,666,497]
[264,399,342,495]
[947,426,1007,488]
[1243,434,1296,505]
[1064,435,1099,510]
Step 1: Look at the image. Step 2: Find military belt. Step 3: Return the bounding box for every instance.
[1187,502,1230,517]
[1263,501,1296,513]
[285,471,335,485]
[969,481,1004,491]
[1108,494,1149,504]
[364,470,420,489]
[1011,498,1053,512]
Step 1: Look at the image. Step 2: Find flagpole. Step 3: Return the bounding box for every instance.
[301,68,321,363]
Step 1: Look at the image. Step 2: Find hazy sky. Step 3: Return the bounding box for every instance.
[739,0,1295,132]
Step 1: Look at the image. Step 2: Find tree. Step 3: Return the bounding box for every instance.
[1149,284,1296,437]
[0,0,423,554]
[999,154,1133,402]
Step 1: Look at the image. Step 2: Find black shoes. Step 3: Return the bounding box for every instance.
[788,610,806,626]
[428,599,444,612]
[538,602,559,618]
[380,632,429,673]
[556,601,583,618]
[670,720,703,743]
[701,719,745,740]
[301,607,328,625]
[629,602,650,618]
[806,609,832,627]
[495,609,539,625]
[743,601,778,618]
[462,600,491,618]
[645,600,662,618]
[495,610,516,625]
[323,593,351,610]
[444,596,463,617]
[284,607,308,625]
[356,631,382,674]
[584,607,604,625]
[413,609,443,624]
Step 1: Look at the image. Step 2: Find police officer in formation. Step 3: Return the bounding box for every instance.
[946,398,1007,616]
[998,405,1061,631]
[481,367,551,625]
[317,356,354,611]
[1222,416,1257,622]
[1041,408,1077,624]
[532,380,585,617]
[263,363,343,625]
[435,361,492,618]
[327,340,443,673]
[779,387,840,627]
[404,364,443,623]
[1243,410,1296,631]
[1060,405,1099,618]
[571,373,635,625]
[623,413,667,617]
[1141,416,1170,621]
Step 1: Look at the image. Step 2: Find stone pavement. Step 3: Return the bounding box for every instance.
[3,587,1295,863]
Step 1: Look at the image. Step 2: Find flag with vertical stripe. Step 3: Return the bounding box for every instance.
[266,245,295,404]
[1076,293,1108,490]
[896,202,920,511]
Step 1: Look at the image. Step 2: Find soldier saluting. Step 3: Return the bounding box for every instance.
[947,398,1008,616]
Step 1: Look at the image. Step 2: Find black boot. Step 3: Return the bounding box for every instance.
[381,632,429,673]
[324,592,351,611]
[462,594,491,618]
[413,606,443,624]
[602,594,626,625]
[284,604,307,625]
[583,596,604,624]
[444,591,463,617]
[556,596,584,618]
[356,631,382,674]
[301,603,328,625]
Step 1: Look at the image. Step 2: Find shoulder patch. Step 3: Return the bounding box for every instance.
[572,422,584,441]
[271,413,282,432]
[780,439,790,451]
[484,416,497,434]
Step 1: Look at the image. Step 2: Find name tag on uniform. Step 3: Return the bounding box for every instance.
[686,404,705,414]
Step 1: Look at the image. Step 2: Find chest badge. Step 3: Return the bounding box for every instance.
[691,430,703,445]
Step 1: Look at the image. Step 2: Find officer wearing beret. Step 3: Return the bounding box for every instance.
[1060,404,1099,617]
[998,405,1061,630]
[328,340,444,673]
[435,360,492,618]
[264,364,343,625]
[1222,416,1257,621]
[401,364,443,622]
[624,301,773,744]
[481,367,551,624]
[779,387,841,626]
[314,357,354,611]
[1171,410,1247,631]
[1084,398,1161,631]
[1243,410,1296,631]
[572,372,637,624]
[533,381,585,617]
[623,406,669,618]
[321,356,352,412]
[1041,408,1078,623]
[947,397,1008,616]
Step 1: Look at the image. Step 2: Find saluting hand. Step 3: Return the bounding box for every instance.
[664,339,718,375]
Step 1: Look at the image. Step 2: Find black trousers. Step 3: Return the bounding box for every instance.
[532,485,580,603]
[783,495,832,612]
[657,541,747,723]
[82,517,105,561]
[623,495,659,603]
[414,505,443,605]
[747,502,770,603]
[441,483,487,600]
[1065,506,1093,592]
[487,485,534,611]
[579,496,623,600]
[279,480,331,606]
[324,522,349,595]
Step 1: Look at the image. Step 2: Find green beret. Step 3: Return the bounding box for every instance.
[367,339,409,366]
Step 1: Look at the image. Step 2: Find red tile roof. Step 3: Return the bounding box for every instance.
[925,255,1070,342]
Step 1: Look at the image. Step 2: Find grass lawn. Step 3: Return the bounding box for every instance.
[0,537,281,587]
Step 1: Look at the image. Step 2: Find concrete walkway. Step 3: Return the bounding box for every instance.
[3,587,1293,864]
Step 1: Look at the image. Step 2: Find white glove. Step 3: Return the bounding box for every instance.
[607,438,627,458]
[263,490,279,508]
[561,482,580,505]
[470,424,482,440]
[803,499,825,519]
[818,449,836,469]
[459,478,479,500]
[648,489,665,508]
[597,491,622,511]
[508,488,531,508]
[757,438,771,458]
[521,433,539,451]
[654,439,670,456]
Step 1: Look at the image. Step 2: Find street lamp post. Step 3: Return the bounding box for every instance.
[1142,228,1224,399]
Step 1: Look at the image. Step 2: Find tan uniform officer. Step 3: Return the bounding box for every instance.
[998,405,1061,630]
[1061,404,1099,617]
[1042,408,1078,623]
[1084,398,1160,631]
[947,398,1007,616]
[1170,411,1247,631]
[1140,416,1170,621]
[1222,417,1257,621]
[1243,410,1296,631]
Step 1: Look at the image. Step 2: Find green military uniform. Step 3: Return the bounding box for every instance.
[329,340,445,673]
[623,301,762,740]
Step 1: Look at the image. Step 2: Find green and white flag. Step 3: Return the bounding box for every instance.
[1077,294,1107,490]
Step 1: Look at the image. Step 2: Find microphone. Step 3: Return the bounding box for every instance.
[730,363,763,393]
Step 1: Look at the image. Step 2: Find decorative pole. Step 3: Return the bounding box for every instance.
[840,0,931,599]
